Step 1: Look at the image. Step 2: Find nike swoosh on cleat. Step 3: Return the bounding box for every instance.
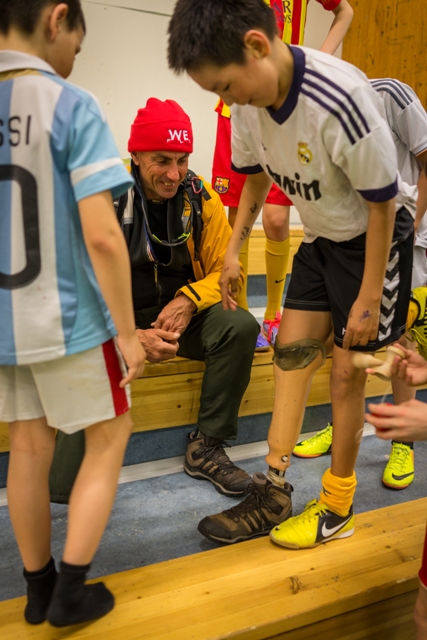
[275,278,285,284]
[321,516,352,538]
[391,472,414,481]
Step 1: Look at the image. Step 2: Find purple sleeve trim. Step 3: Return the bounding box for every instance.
[231,162,264,175]
[357,177,398,203]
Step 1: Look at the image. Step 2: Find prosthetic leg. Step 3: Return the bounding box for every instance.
[266,338,326,484]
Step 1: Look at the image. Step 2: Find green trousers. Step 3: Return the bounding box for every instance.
[49,303,258,503]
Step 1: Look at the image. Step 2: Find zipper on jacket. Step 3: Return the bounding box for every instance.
[154,262,162,305]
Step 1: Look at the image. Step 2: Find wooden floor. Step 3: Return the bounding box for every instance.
[1,498,424,640]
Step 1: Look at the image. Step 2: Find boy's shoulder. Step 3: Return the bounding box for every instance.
[297,46,370,88]
[0,50,105,120]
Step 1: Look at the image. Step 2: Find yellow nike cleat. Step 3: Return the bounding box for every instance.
[382,442,414,490]
[270,498,354,549]
[292,424,333,458]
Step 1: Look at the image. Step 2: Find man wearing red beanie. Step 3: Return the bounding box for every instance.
[121,98,259,497]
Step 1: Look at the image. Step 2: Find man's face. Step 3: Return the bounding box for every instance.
[188,53,279,109]
[131,151,190,200]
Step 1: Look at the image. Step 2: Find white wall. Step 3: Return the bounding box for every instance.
[70,0,342,223]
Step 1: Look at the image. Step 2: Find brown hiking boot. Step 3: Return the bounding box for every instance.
[184,430,251,496]
[197,472,293,544]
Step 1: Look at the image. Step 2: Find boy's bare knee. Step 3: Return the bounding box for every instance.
[9,420,55,457]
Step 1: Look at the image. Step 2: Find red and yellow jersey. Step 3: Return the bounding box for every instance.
[266,0,341,46]
[216,0,342,118]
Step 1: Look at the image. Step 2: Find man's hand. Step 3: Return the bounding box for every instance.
[219,255,241,311]
[136,328,179,362]
[116,333,146,386]
[343,295,380,349]
[152,295,196,335]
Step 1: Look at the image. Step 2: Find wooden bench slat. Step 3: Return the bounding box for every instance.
[0,498,424,640]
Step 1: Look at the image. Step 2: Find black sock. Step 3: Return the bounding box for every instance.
[23,556,57,625]
[46,560,114,627]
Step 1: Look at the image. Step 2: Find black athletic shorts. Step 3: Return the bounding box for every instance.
[284,207,414,352]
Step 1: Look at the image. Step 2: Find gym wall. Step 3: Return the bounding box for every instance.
[342,0,426,107]
[71,0,342,192]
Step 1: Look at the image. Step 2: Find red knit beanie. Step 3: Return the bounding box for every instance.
[128,98,193,153]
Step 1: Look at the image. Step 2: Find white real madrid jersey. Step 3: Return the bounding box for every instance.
[0,52,133,365]
[370,77,427,247]
[231,46,416,243]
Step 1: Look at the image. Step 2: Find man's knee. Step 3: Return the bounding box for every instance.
[273,338,326,371]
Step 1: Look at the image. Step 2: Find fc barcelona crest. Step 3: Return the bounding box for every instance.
[214,176,230,194]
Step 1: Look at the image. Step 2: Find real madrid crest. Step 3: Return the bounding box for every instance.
[297,141,312,165]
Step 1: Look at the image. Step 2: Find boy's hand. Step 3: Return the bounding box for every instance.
[390,346,427,386]
[136,328,179,362]
[343,296,380,349]
[366,399,427,442]
[117,333,146,386]
[219,256,241,311]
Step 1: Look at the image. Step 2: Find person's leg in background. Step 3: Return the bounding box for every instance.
[261,185,292,347]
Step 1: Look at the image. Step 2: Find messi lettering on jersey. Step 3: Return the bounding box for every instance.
[0,115,32,146]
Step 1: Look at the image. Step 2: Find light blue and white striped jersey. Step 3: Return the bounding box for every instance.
[0,51,133,365]
[231,46,416,243]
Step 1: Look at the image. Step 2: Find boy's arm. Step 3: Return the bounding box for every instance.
[78,190,146,385]
[415,150,427,233]
[219,172,272,309]
[343,198,396,349]
[318,0,354,55]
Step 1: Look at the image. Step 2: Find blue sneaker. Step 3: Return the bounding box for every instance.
[262,311,281,346]
[255,331,270,352]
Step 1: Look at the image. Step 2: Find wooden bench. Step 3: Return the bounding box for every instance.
[1,498,424,639]
[0,349,401,454]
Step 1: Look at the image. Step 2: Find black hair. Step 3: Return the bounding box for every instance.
[168,0,276,73]
[0,0,86,36]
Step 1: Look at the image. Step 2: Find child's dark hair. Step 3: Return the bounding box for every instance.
[0,0,86,36]
[168,0,276,73]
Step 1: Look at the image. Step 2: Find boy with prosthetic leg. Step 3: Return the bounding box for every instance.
[168,0,415,547]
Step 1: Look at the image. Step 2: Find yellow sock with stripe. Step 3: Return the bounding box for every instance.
[264,237,290,320]
[236,237,249,311]
[319,468,357,517]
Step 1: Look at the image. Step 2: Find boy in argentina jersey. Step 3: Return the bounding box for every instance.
[0,0,145,627]
[168,0,416,548]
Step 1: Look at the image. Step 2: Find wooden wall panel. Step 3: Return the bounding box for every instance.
[342,0,427,107]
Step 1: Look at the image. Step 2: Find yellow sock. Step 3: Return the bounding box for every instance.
[264,237,290,320]
[236,237,249,311]
[319,468,357,517]
[407,299,419,330]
